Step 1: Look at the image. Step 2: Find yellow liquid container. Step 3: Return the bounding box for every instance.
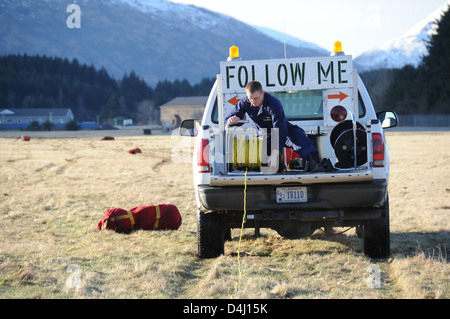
[232,135,263,170]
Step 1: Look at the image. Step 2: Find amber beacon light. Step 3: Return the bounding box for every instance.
[331,41,345,56]
[227,45,241,61]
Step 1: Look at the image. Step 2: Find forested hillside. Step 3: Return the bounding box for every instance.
[0,54,214,122]
[2,3,449,125]
[0,0,326,87]
[376,4,450,114]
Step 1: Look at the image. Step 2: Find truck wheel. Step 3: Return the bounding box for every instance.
[363,195,390,258]
[197,211,225,259]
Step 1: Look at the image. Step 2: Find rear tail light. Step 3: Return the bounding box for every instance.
[197,138,210,173]
[330,105,347,122]
[372,133,385,167]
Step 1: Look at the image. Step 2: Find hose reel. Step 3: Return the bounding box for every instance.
[330,119,367,168]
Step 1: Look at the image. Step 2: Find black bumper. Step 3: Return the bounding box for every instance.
[198,180,387,214]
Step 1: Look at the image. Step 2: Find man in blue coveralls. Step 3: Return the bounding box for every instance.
[225,81,324,172]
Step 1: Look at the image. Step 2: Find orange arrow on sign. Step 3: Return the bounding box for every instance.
[228,96,241,105]
[327,91,348,102]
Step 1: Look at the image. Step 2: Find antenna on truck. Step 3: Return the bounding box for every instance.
[283,17,287,59]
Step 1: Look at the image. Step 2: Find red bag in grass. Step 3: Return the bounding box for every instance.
[130,204,182,231]
[129,148,142,154]
[97,204,181,233]
[97,208,135,233]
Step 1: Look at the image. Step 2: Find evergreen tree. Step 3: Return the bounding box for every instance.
[192,77,215,96]
[120,71,152,114]
[382,5,450,114]
[152,79,175,107]
[101,93,121,119]
[382,65,424,114]
[0,54,216,123]
[422,4,450,112]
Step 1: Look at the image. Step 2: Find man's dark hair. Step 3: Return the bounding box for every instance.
[245,81,263,94]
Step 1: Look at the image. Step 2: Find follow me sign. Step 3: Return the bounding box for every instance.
[220,55,353,93]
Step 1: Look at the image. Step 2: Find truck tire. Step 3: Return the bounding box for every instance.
[197,211,225,258]
[363,195,390,258]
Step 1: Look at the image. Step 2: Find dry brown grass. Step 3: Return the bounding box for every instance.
[0,129,448,299]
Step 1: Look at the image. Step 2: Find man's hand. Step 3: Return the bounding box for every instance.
[227,116,240,126]
[261,149,279,174]
[266,150,279,168]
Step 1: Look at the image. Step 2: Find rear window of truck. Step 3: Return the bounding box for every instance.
[272,90,323,120]
[211,90,366,123]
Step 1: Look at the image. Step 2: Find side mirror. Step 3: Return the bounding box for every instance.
[179,119,200,137]
[377,111,398,129]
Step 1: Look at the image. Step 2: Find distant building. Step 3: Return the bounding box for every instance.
[159,96,207,127]
[0,108,74,129]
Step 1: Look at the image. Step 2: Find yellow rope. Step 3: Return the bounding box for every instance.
[233,168,248,297]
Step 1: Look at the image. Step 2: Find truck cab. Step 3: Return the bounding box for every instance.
[181,43,398,259]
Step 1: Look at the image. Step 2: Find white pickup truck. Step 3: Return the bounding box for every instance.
[180,43,398,259]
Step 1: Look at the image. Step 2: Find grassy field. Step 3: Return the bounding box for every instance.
[0,129,448,299]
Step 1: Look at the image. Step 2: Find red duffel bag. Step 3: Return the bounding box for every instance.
[130,204,182,230]
[97,204,182,233]
[97,208,135,233]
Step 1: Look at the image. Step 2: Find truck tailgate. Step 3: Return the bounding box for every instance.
[210,170,373,186]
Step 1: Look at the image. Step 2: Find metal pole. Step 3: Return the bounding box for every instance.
[351,112,357,169]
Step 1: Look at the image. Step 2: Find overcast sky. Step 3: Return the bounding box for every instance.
[169,0,449,57]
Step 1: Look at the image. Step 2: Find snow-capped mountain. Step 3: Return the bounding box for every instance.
[111,0,224,30]
[0,0,326,86]
[355,1,450,72]
[1,0,447,85]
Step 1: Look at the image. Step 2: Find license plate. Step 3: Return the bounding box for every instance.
[276,187,307,203]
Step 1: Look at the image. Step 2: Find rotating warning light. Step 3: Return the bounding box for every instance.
[229,45,239,58]
[334,41,342,52]
[331,41,344,56]
[227,45,240,61]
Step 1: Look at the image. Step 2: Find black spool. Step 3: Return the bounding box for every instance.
[330,120,367,168]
